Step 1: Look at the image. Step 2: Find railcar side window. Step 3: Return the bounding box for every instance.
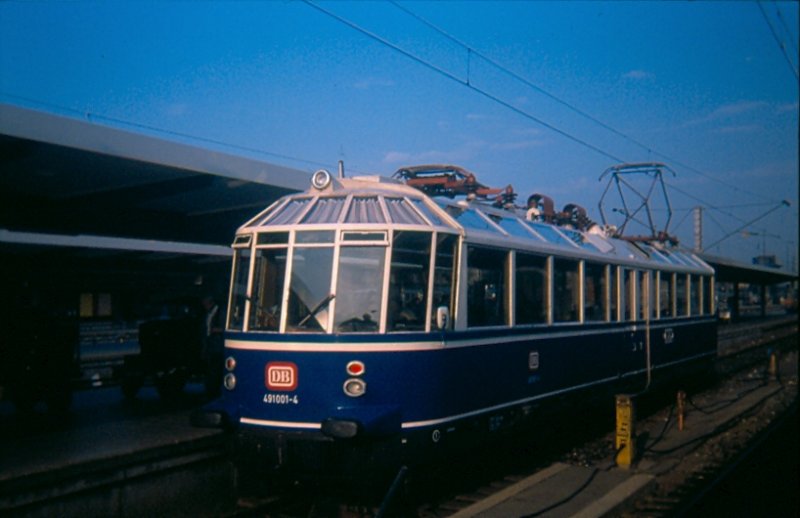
[335,246,386,332]
[584,262,606,322]
[249,249,288,331]
[624,269,636,321]
[553,259,580,322]
[617,268,630,321]
[639,271,652,320]
[516,253,547,324]
[703,276,714,315]
[228,248,251,331]
[676,274,688,316]
[660,272,674,317]
[388,232,431,332]
[432,234,457,329]
[610,266,619,321]
[467,246,508,327]
[690,275,701,316]
[286,247,334,332]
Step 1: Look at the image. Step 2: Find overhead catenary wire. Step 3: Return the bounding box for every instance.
[668,183,750,225]
[772,1,799,58]
[757,1,800,81]
[5,4,793,249]
[305,1,795,249]
[389,0,784,204]
[705,200,791,250]
[303,0,624,164]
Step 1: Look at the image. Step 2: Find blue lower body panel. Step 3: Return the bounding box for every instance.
[216,318,716,474]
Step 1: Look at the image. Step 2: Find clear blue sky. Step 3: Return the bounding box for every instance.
[1,1,797,269]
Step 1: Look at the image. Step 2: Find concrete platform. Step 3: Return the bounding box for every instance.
[0,385,232,517]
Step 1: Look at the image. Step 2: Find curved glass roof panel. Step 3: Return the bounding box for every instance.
[559,228,599,251]
[267,198,313,226]
[498,217,537,239]
[584,233,614,253]
[658,249,687,266]
[526,222,573,246]
[448,207,502,234]
[641,244,670,264]
[385,197,426,225]
[672,251,704,268]
[413,199,444,226]
[621,241,649,260]
[345,197,387,224]
[302,197,345,224]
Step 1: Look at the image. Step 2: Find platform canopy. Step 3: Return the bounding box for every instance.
[0,103,310,247]
[699,252,798,285]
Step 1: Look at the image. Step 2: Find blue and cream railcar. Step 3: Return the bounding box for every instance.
[204,168,716,473]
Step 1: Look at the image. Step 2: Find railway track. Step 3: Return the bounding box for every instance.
[615,319,797,518]
[233,317,798,518]
[622,401,797,518]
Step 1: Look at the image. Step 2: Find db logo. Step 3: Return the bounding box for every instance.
[265,362,298,391]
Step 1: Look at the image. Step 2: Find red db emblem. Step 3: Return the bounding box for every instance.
[265,362,298,391]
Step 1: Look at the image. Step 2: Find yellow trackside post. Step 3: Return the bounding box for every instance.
[677,390,686,431]
[615,394,636,468]
[768,350,779,383]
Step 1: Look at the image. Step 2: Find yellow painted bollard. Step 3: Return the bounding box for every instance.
[768,351,779,383]
[677,390,686,431]
[615,394,636,468]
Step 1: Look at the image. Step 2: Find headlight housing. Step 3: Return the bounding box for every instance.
[343,378,366,397]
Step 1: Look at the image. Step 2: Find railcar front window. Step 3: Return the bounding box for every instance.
[335,246,386,332]
[388,232,431,332]
[287,247,334,332]
[249,249,287,331]
[228,248,251,331]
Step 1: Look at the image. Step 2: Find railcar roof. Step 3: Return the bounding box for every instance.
[238,174,712,274]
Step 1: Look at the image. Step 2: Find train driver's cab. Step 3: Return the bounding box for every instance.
[226,180,461,335]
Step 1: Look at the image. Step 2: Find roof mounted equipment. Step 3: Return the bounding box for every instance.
[598,162,678,245]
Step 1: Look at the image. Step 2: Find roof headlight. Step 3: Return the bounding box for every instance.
[311,169,332,190]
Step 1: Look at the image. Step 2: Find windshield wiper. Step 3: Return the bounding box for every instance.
[243,294,271,315]
[297,293,336,328]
